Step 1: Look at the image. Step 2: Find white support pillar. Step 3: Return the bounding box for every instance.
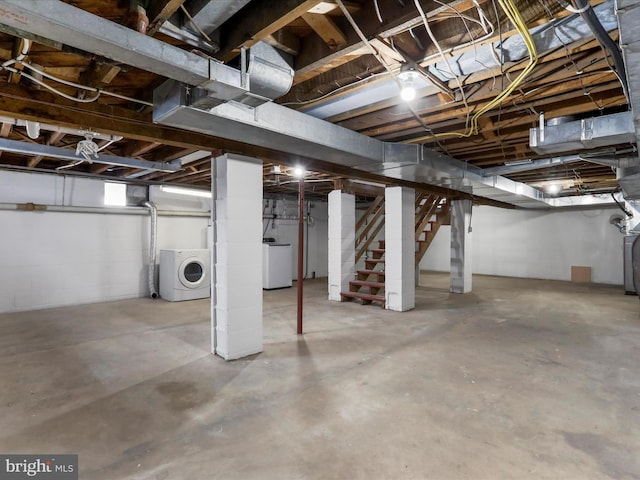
[212,153,263,360]
[328,190,355,301]
[450,199,473,293]
[385,186,415,311]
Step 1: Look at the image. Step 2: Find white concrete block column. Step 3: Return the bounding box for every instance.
[385,186,415,311]
[212,153,263,360]
[327,190,355,301]
[450,199,473,293]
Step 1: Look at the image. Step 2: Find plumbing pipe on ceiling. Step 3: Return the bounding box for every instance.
[0,115,123,142]
[0,137,180,172]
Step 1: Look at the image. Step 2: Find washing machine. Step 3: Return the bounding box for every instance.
[159,249,211,301]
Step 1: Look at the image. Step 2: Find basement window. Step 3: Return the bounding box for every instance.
[104,182,127,206]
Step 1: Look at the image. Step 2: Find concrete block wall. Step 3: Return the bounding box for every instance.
[0,171,209,313]
[420,204,625,285]
[213,154,263,360]
[385,187,415,311]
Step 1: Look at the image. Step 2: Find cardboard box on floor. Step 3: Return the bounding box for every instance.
[571,266,592,283]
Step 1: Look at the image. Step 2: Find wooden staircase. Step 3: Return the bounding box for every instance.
[341,239,386,306]
[415,194,451,265]
[340,191,450,308]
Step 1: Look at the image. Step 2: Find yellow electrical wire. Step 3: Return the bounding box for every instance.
[405,0,538,143]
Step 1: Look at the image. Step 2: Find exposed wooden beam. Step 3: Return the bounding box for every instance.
[0,85,498,205]
[0,122,10,160]
[264,29,301,56]
[337,49,608,136]
[80,61,121,88]
[0,122,12,138]
[27,131,66,168]
[216,0,324,62]
[369,38,405,63]
[301,13,347,49]
[48,131,66,146]
[8,38,31,84]
[123,140,161,158]
[146,0,187,36]
[291,0,480,86]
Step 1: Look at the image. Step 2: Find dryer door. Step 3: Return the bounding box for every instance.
[178,257,206,289]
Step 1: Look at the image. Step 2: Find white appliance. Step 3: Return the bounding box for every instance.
[624,234,640,295]
[263,243,292,290]
[159,249,211,301]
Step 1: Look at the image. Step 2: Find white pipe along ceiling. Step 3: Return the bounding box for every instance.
[0,0,638,207]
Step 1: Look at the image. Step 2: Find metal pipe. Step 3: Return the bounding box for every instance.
[297,177,304,335]
[143,201,158,299]
[0,137,179,172]
[0,115,123,142]
[0,202,209,216]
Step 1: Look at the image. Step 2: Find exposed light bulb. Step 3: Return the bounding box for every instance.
[546,184,561,194]
[401,86,416,102]
[398,63,419,102]
[293,166,305,178]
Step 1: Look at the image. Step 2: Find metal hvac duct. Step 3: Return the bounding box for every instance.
[529,111,636,155]
[159,0,253,53]
[0,0,602,208]
[0,1,293,107]
[617,0,640,199]
[153,81,553,208]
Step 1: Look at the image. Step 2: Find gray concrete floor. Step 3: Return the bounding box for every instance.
[0,273,639,479]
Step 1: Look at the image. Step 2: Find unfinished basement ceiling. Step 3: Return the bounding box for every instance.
[0,0,633,202]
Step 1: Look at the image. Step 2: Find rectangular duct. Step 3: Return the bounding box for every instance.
[154,80,385,169]
[0,0,593,208]
[529,111,636,154]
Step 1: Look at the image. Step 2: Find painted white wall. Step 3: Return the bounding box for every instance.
[262,198,328,279]
[420,205,624,285]
[0,171,209,313]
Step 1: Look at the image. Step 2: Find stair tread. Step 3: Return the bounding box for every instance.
[357,269,386,276]
[341,291,385,302]
[371,248,386,254]
[365,258,385,263]
[350,280,385,289]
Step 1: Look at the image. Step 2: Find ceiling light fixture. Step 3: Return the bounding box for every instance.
[398,63,419,102]
[161,185,212,198]
[504,158,533,166]
[546,184,561,195]
[293,166,305,178]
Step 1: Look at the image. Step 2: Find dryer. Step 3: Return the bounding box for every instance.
[159,249,211,301]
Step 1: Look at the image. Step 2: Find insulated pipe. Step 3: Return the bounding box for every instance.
[297,178,304,335]
[143,201,159,299]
